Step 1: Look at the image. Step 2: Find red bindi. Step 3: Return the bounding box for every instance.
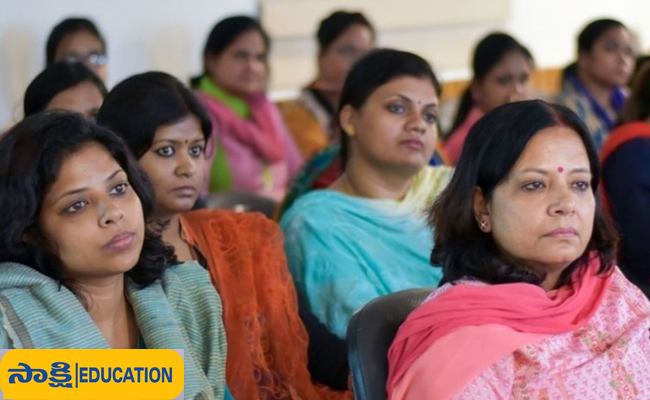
[557,166,564,173]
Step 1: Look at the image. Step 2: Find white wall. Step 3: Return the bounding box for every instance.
[0,0,258,128]
[2,0,649,127]
[262,0,650,97]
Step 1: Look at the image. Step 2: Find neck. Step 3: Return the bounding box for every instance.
[577,68,615,109]
[160,213,181,244]
[77,274,137,348]
[540,270,563,291]
[313,76,341,95]
[334,158,415,200]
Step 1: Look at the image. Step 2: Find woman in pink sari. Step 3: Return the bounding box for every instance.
[387,100,650,399]
[191,16,302,201]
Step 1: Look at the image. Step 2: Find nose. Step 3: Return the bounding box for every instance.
[548,185,576,217]
[175,152,198,179]
[509,82,527,102]
[99,200,124,227]
[407,110,427,134]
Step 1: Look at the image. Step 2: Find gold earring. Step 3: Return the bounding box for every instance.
[345,126,355,136]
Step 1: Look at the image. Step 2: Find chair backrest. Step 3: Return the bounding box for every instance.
[346,288,433,400]
[205,191,278,218]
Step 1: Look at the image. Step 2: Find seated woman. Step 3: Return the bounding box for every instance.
[601,61,650,294]
[557,19,634,150]
[46,17,108,82]
[24,61,106,119]
[192,16,302,201]
[97,72,352,399]
[278,11,375,159]
[444,32,534,165]
[387,100,650,399]
[0,112,230,399]
[280,49,453,339]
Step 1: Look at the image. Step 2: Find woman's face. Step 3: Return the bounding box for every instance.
[37,144,145,281]
[138,115,206,218]
[46,81,104,120]
[207,30,267,96]
[473,50,533,113]
[580,27,634,88]
[341,76,439,175]
[319,24,374,91]
[54,30,107,82]
[476,126,595,278]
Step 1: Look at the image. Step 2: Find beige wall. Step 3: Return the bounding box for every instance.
[263,0,650,99]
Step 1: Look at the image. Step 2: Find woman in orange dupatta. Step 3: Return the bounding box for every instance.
[97,71,352,400]
[387,100,650,399]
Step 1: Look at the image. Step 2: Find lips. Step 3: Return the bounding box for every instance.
[400,139,425,150]
[546,228,578,237]
[104,232,135,251]
[172,186,197,197]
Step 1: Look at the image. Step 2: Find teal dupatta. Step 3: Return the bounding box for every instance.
[0,262,229,399]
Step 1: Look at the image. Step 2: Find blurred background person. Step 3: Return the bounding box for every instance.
[444,32,535,165]
[278,11,375,160]
[557,19,635,150]
[23,61,106,119]
[192,16,302,201]
[46,17,108,83]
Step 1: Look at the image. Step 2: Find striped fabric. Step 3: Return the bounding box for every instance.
[0,261,228,400]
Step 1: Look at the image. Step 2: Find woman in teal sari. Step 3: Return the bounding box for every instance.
[0,112,232,399]
[280,49,452,338]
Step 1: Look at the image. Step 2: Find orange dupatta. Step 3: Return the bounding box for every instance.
[180,209,351,400]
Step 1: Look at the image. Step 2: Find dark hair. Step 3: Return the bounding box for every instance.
[24,61,107,117]
[317,11,375,54]
[0,112,176,293]
[562,19,627,80]
[629,54,650,87]
[338,49,441,168]
[622,60,650,122]
[191,15,270,88]
[449,33,534,136]
[46,18,106,66]
[97,72,212,159]
[431,100,617,286]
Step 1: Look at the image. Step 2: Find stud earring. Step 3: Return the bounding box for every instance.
[479,220,489,231]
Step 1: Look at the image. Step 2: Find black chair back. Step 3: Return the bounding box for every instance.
[346,288,432,400]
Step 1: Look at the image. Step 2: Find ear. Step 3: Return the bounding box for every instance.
[21,227,52,252]
[472,186,492,232]
[339,104,357,137]
[205,55,220,77]
[21,228,37,246]
[469,81,482,104]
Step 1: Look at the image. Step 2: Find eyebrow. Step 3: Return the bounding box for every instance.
[516,167,591,175]
[151,138,206,144]
[394,94,438,108]
[51,169,124,205]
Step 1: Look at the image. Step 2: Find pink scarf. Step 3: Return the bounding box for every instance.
[197,91,286,164]
[387,255,613,397]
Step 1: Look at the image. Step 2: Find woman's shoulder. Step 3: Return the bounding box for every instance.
[183,208,280,232]
[420,165,454,182]
[280,190,344,224]
[422,279,486,304]
[0,262,60,293]
[609,266,650,304]
[161,261,214,290]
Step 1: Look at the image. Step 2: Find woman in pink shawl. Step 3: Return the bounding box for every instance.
[387,100,650,399]
[192,16,302,201]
